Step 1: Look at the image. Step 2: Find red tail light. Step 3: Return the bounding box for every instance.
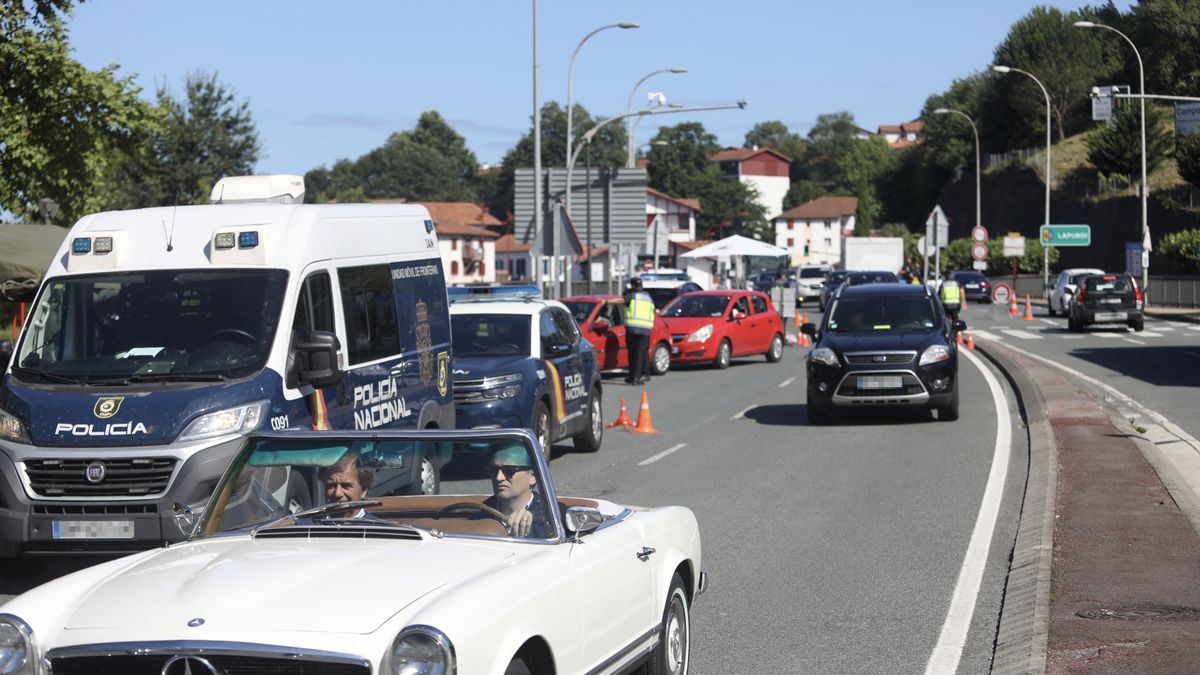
[1076,286,1086,302]
[1132,278,1143,303]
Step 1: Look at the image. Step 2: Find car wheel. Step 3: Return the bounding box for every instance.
[765,334,783,362]
[285,470,311,514]
[1068,317,1081,333]
[937,386,960,422]
[504,658,532,675]
[646,573,690,675]
[573,387,603,453]
[532,400,552,457]
[806,392,832,425]
[714,339,731,369]
[651,342,672,375]
[1047,302,1056,317]
[1131,318,1144,332]
[406,455,440,495]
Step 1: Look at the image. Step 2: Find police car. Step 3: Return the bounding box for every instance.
[449,286,603,455]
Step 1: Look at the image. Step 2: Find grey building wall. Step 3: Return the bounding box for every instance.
[514,168,648,256]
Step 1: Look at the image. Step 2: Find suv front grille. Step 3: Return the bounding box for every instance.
[25,458,176,497]
[845,352,916,365]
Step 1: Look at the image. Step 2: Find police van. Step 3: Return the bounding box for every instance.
[448,286,603,455]
[0,175,454,558]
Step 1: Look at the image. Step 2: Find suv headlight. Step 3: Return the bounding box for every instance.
[920,345,952,366]
[392,625,455,675]
[178,400,267,442]
[0,615,35,674]
[482,373,523,399]
[810,348,839,367]
[0,409,30,444]
[687,324,714,343]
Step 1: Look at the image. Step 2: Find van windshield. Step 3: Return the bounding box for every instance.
[14,269,289,383]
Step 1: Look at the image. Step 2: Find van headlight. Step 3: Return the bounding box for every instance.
[178,400,268,442]
[920,345,952,366]
[810,348,840,367]
[0,615,34,674]
[0,409,30,444]
[687,324,714,343]
[392,626,455,675]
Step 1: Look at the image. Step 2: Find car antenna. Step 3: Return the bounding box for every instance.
[162,196,179,252]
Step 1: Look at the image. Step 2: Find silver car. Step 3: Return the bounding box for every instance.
[1048,268,1104,316]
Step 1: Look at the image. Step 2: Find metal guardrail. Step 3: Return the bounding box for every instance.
[987,274,1200,308]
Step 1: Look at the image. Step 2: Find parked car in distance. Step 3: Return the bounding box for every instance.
[562,294,673,376]
[844,270,899,287]
[949,270,992,303]
[796,264,833,306]
[659,290,785,368]
[0,429,705,675]
[1048,267,1105,316]
[642,278,705,309]
[802,283,965,424]
[1068,273,1144,333]
[818,270,849,311]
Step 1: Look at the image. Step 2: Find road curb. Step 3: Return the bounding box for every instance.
[971,342,1054,675]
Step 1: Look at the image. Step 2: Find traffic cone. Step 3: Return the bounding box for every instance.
[797,331,810,348]
[802,312,810,324]
[793,309,801,328]
[1009,295,1019,316]
[966,333,976,350]
[631,391,658,434]
[1023,294,1034,320]
[956,330,964,345]
[606,398,634,429]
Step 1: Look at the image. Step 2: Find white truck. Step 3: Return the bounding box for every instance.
[842,237,905,273]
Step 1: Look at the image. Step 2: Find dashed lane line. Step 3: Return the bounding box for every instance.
[638,443,687,466]
[1125,338,1147,345]
[969,329,1004,342]
[1039,318,1057,325]
[1140,330,1163,337]
[731,405,755,420]
[1092,332,1124,339]
[779,376,796,389]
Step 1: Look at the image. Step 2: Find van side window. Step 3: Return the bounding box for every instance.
[291,273,333,343]
[338,265,400,365]
[391,259,450,358]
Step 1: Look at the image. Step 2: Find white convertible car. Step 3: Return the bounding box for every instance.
[0,430,704,675]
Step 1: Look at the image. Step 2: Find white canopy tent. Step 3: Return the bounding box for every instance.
[679,235,789,289]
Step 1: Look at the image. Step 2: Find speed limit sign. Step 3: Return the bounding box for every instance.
[971,225,988,243]
[993,283,1011,305]
[971,242,988,261]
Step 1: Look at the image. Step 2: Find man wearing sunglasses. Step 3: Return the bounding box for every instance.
[483,444,549,538]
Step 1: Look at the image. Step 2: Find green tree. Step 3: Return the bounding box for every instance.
[1157,228,1200,272]
[0,0,155,224]
[839,136,895,232]
[1086,102,1172,176]
[1132,0,1200,96]
[1175,131,1200,188]
[107,72,261,209]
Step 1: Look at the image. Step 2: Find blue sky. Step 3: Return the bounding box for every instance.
[66,1,1125,174]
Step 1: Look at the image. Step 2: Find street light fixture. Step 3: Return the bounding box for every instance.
[625,67,688,168]
[932,107,982,244]
[566,21,639,212]
[993,64,1053,291]
[1075,20,1149,301]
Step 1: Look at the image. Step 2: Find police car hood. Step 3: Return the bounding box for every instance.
[61,536,518,634]
[452,355,533,379]
[0,371,277,446]
[824,330,941,353]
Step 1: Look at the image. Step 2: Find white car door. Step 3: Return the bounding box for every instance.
[571,520,657,671]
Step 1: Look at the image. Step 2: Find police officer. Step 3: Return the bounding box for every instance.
[939,279,962,323]
[623,277,655,385]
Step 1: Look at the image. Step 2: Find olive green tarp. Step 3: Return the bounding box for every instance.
[0,224,68,301]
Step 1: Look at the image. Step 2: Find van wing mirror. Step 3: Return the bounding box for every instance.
[297,330,343,389]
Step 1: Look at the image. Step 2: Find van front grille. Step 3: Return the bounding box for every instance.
[25,458,176,497]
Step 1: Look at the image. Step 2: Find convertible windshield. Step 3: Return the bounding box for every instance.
[827,296,939,332]
[199,435,557,542]
[14,269,288,383]
[562,301,597,326]
[451,315,531,356]
[661,295,730,318]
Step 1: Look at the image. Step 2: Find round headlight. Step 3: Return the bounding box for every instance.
[392,626,454,675]
[0,617,32,674]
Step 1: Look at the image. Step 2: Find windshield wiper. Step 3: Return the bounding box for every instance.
[10,366,78,384]
[125,373,229,383]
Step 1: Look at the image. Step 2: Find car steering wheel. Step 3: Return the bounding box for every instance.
[208,328,257,345]
[435,501,508,526]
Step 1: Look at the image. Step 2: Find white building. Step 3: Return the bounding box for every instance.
[416,202,501,285]
[645,186,702,263]
[876,120,924,148]
[773,196,858,267]
[710,147,791,221]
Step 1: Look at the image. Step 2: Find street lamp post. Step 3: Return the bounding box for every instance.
[625,67,687,168]
[932,107,982,234]
[993,65,1052,292]
[566,22,638,214]
[1075,20,1149,302]
[533,0,541,285]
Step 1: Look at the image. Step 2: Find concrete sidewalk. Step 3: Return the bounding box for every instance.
[984,342,1200,674]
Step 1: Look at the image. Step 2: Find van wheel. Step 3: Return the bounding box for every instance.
[504,658,532,675]
[765,334,784,362]
[573,388,602,453]
[408,455,440,495]
[714,339,731,369]
[651,342,672,375]
[533,400,552,457]
[285,470,311,514]
[646,573,690,675]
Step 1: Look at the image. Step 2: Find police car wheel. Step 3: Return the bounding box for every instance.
[573,388,603,453]
[285,471,312,514]
[533,400,552,456]
[766,334,783,362]
[414,455,439,495]
[714,340,731,369]
[651,342,672,375]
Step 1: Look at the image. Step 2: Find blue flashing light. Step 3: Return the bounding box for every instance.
[72,237,91,254]
[238,231,259,248]
[424,219,434,234]
[447,284,541,301]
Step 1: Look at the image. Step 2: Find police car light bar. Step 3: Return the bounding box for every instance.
[447,284,541,302]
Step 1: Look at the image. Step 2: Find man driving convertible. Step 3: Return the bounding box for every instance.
[483,444,550,538]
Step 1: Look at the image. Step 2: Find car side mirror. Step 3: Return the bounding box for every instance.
[1063,287,1075,295]
[800,322,817,337]
[592,318,610,332]
[0,339,11,371]
[547,340,574,358]
[731,309,746,321]
[953,320,967,333]
[296,330,343,389]
[564,505,604,538]
[173,501,197,538]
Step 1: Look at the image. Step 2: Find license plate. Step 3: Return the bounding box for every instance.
[965,284,979,289]
[1100,298,1122,304]
[1094,311,1127,322]
[52,520,135,540]
[857,375,902,390]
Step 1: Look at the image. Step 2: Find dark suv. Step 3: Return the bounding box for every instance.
[1068,273,1144,332]
[950,270,991,303]
[802,283,965,424]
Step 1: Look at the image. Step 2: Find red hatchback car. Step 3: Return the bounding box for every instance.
[562,295,674,375]
[659,290,785,368]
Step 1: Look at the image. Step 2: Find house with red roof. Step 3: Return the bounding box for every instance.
[413,202,502,285]
[773,196,858,267]
[494,233,534,282]
[877,120,924,148]
[709,146,791,220]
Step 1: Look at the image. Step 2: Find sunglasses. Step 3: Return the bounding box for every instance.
[487,464,532,479]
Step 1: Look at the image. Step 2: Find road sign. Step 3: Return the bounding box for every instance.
[992,283,1011,305]
[972,260,988,271]
[971,242,988,261]
[1176,101,1200,137]
[971,225,988,243]
[926,205,950,245]
[1040,224,1091,247]
[1003,235,1026,257]
[1125,242,1143,276]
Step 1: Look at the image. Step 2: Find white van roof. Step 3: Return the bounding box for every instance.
[49,203,439,277]
[210,175,305,204]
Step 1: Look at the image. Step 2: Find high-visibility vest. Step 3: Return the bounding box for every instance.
[940,283,961,305]
[625,292,656,332]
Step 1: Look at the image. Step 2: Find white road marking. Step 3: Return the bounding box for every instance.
[731,405,754,420]
[1189,325,1200,331]
[1000,329,1042,340]
[1139,331,1163,337]
[1124,339,1146,345]
[1154,325,1175,331]
[638,443,686,466]
[969,329,1004,342]
[925,349,1012,674]
[779,376,796,388]
[1039,318,1057,325]
[1092,332,1124,339]
[1061,335,1085,339]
